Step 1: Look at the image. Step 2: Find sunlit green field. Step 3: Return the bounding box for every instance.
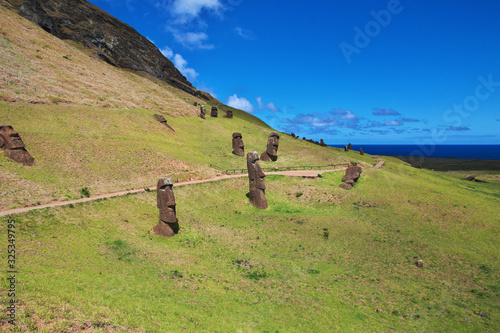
[1,159,498,332]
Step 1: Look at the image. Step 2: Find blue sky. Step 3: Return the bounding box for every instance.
[88,0,500,144]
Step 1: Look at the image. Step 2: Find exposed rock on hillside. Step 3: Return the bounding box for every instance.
[2,0,208,98]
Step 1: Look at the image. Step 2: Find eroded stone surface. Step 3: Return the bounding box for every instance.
[153,178,179,237]
[211,106,218,117]
[260,132,280,162]
[247,151,268,209]
[200,105,206,119]
[153,114,175,132]
[225,110,233,118]
[360,148,364,155]
[339,166,362,190]
[0,125,34,166]
[232,132,244,156]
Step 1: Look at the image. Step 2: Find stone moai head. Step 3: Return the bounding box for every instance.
[247,151,267,209]
[0,125,34,166]
[344,145,348,151]
[200,105,206,119]
[348,143,353,150]
[211,106,218,117]
[232,132,245,156]
[153,178,179,237]
[260,132,280,162]
[360,148,364,155]
[226,110,233,119]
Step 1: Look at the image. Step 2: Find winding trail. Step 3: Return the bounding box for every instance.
[0,168,349,217]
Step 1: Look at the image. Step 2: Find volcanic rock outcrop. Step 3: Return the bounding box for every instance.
[3,0,209,98]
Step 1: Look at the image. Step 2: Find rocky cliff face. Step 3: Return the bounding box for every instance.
[2,0,208,98]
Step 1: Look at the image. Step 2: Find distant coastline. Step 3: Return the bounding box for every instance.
[327,144,500,160]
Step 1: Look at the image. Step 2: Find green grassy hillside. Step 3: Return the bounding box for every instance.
[0,4,499,333]
[0,159,498,332]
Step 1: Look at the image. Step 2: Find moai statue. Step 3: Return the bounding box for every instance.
[193,102,198,106]
[200,105,206,119]
[153,178,179,237]
[320,139,327,147]
[247,151,267,209]
[260,132,280,162]
[360,148,364,155]
[225,110,233,119]
[0,125,34,166]
[153,114,175,132]
[232,132,245,156]
[211,106,218,117]
[344,145,348,151]
[348,143,353,150]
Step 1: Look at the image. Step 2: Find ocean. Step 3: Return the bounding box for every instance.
[327,144,500,160]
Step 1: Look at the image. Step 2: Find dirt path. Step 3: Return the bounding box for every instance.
[0,168,346,217]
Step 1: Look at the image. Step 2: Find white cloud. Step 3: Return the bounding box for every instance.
[174,31,214,50]
[234,27,255,40]
[160,46,174,58]
[171,0,223,18]
[227,94,254,112]
[172,53,199,81]
[256,96,278,111]
[332,109,358,121]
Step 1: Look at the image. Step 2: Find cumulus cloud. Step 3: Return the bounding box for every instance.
[227,94,254,112]
[256,97,278,111]
[160,46,174,58]
[373,108,400,116]
[331,108,358,121]
[174,31,214,49]
[172,54,199,81]
[291,113,341,128]
[171,0,223,18]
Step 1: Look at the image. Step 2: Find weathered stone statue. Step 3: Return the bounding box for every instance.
[348,143,353,150]
[153,114,175,132]
[153,178,179,237]
[0,125,34,166]
[225,110,233,119]
[200,105,206,119]
[211,106,218,117]
[232,132,245,156]
[339,166,362,190]
[359,148,364,155]
[247,151,268,209]
[344,145,348,151]
[260,132,280,162]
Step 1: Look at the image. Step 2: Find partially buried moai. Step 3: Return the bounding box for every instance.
[232,132,244,156]
[225,110,233,119]
[153,178,179,237]
[0,125,34,166]
[200,105,206,119]
[260,132,280,162]
[211,106,218,117]
[247,151,268,209]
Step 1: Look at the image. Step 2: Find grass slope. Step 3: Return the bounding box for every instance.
[0,5,372,210]
[0,4,498,332]
[0,158,498,332]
